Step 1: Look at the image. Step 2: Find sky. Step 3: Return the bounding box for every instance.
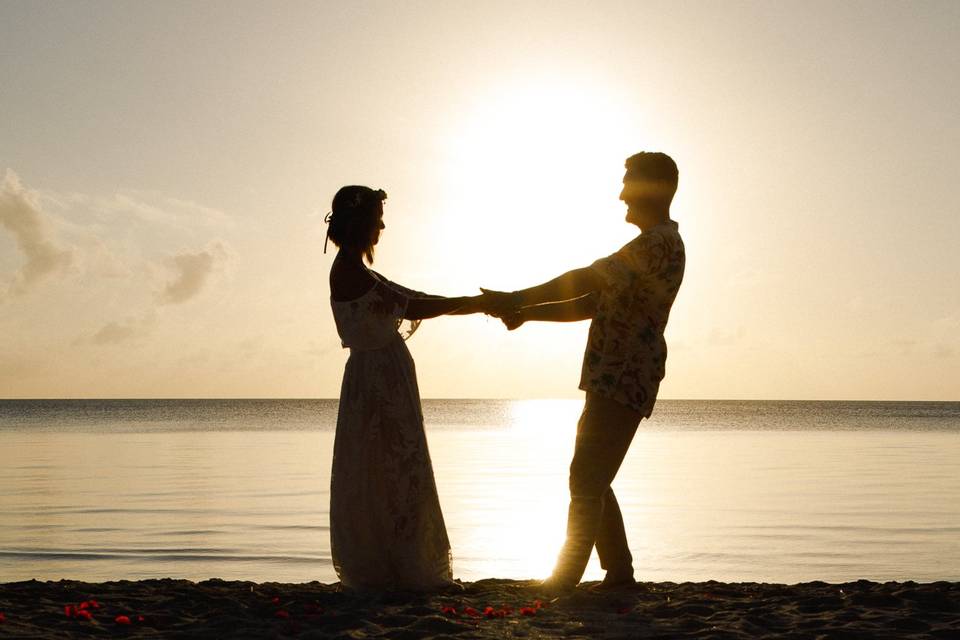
[1,0,958,400]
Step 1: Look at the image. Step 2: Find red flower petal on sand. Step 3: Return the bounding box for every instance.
[520,607,536,616]
[0,611,6,623]
[115,615,132,625]
[275,609,290,619]
[483,606,495,618]
[75,609,94,621]
[137,615,145,623]
[64,605,75,618]
[463,607,479,618]
[272,596,280,605]
[440,606,457,616]
[533,599,544,609]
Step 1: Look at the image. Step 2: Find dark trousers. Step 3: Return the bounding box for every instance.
[552,392,643,584]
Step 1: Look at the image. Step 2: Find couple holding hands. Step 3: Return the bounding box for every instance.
[327,151,685,593]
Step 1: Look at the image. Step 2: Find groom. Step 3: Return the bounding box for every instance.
[483,151,685,590]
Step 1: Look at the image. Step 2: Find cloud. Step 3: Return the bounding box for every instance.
[91,317,152,345]
[0,170,73,295]
[159,241,229,305]
[76,313,158,347]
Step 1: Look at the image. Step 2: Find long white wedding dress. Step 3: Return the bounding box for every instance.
[329,271,453,591]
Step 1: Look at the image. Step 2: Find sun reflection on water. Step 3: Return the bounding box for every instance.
[433,398,607,580]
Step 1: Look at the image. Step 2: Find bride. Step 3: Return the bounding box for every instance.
[325,185,482,591]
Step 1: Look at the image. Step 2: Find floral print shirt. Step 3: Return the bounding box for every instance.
[579,220,685,417]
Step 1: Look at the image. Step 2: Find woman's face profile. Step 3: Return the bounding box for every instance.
[371,206,385,245]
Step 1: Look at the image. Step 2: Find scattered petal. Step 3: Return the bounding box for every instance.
[520,606,537,616]
[115,615,132,625]
[0,611,6,623]
[440,606,457,616]
[275,609,290,619]
[463,606,480,617]
[75,609,94,621]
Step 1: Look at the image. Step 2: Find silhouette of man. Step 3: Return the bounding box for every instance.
[483,152,685,590]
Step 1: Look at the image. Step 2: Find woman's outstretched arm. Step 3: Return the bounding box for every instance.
[404,295,483,320]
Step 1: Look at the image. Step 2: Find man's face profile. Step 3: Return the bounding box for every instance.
[621,174,665,222]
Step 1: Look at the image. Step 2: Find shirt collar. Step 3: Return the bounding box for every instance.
[641,219,678,234]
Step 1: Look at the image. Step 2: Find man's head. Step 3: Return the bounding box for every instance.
[620,152,678,228]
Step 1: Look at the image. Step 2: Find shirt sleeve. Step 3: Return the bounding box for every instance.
[589,235,665,288]
[590,246,633,290]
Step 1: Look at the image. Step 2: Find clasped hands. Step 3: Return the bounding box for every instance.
[461,289,525,330]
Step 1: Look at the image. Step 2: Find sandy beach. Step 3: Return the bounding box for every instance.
[0,578,956,639]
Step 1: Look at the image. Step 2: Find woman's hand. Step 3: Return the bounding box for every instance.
[479,288,520,317]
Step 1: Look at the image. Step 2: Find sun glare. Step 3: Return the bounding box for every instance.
[438,80,641,288]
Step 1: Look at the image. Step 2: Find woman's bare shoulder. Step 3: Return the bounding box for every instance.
[330,259,377,302]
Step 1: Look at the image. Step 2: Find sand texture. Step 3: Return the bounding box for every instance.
[0,578,958,639]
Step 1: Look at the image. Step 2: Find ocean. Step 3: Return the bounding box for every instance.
[1,399,958,584]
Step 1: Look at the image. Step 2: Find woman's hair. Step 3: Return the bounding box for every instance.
[325,185,387,263]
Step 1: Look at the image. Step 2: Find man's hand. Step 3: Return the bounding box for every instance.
[499,309,525,331]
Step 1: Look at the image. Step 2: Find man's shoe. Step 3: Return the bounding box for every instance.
[589,573,637,592]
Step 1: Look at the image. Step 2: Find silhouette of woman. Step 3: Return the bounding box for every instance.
[325,185,479,591]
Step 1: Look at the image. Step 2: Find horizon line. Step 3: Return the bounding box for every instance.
[1,397,958,403]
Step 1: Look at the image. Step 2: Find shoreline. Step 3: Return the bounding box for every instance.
[0,578,957,639]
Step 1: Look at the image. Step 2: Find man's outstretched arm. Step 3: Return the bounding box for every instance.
[500,293,597,330]
[483,266,603,313]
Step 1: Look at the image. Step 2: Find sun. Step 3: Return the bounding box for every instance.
[436,79,643,289]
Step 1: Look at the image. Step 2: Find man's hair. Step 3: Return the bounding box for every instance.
[624,152,678,205]
[625,152,678,185]
[326,185,387,263]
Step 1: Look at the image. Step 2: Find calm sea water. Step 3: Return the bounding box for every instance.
[1,399,958,584]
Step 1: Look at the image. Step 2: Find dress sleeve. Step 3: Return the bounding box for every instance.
[371,270,431,298]
[367,281,409,322]
[369,274,422,341]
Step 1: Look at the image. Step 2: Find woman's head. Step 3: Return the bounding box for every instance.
[326,186,387,263]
